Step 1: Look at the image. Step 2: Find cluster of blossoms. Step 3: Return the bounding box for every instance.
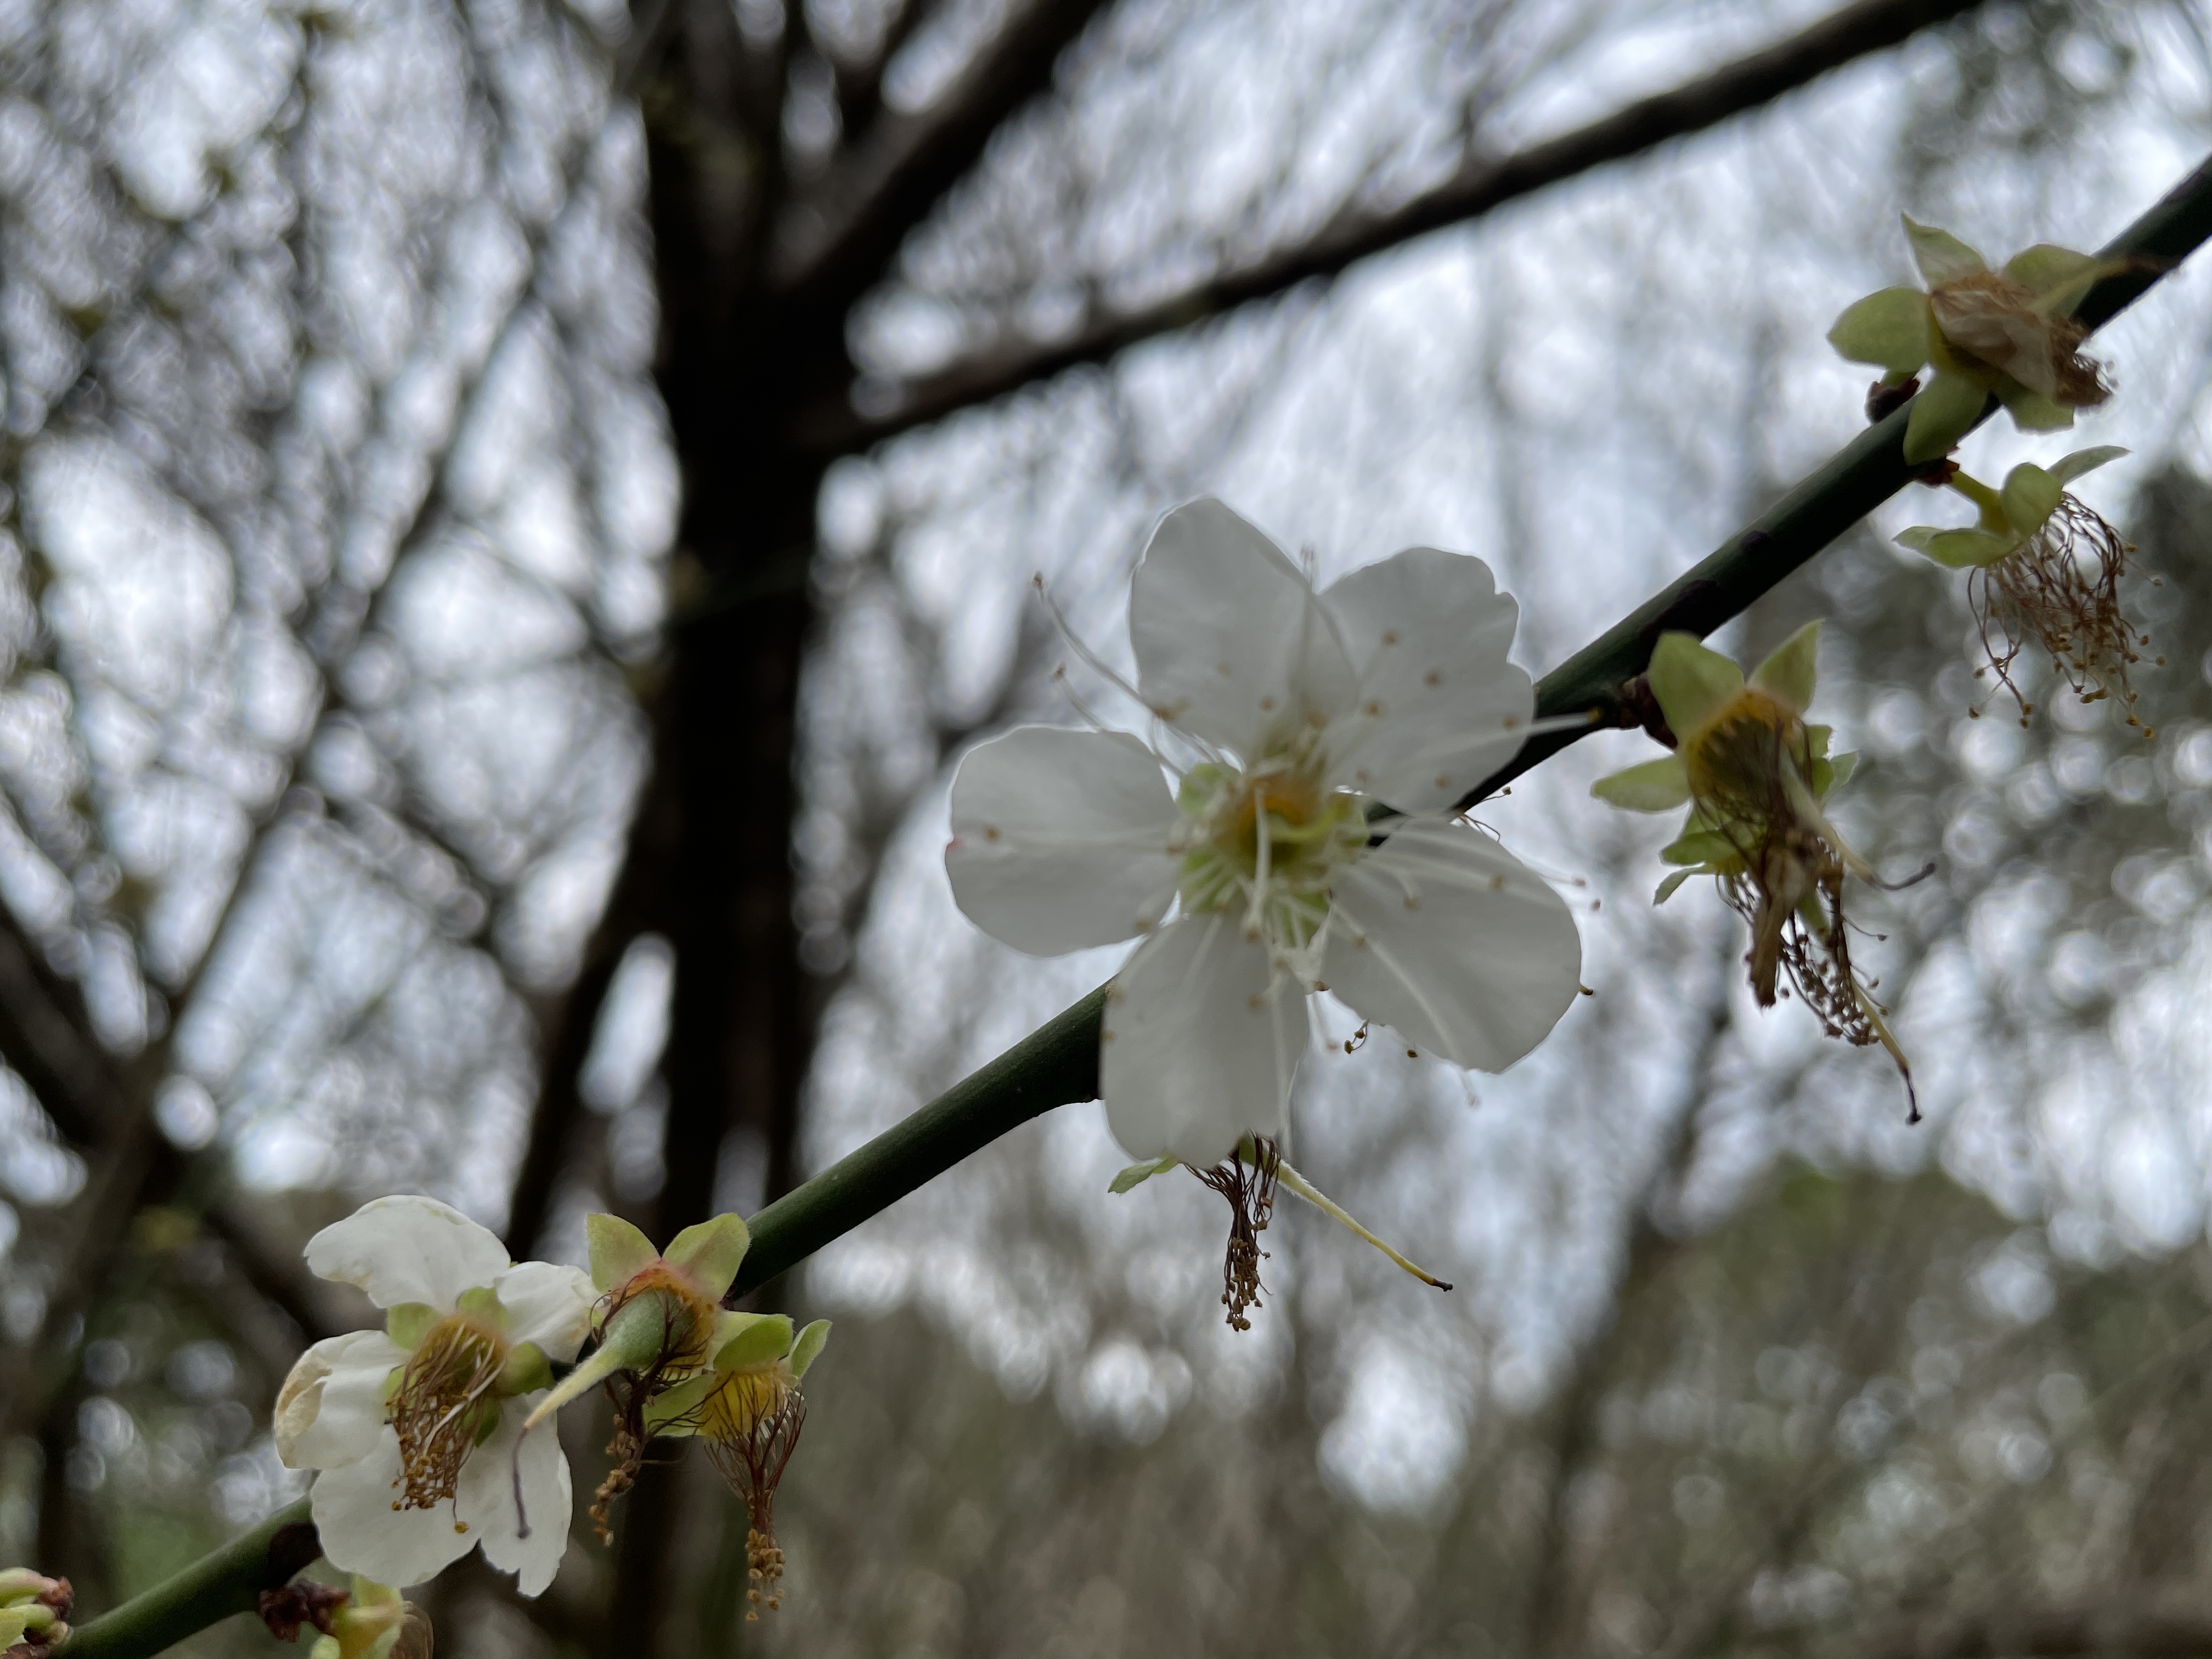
[7,209,2156,1646]
[274,1197,828,1618]
[1831,217,2153,719]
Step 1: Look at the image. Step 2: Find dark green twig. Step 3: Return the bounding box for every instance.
[58,1499,317,1659]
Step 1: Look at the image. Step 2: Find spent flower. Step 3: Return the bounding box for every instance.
[1593,626,1920,1115]
[261,1577,431,1659]
[946,499,1583,1312]
[644,1314,831,1617]
[1829,216,2120,462]
[273,1196,595,1595]
[518,1211,761,1542]
[1893,445,2155,729]
[0,1569,69,1657]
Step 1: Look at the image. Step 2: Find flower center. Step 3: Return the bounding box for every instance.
[1681,687,1806,820]
[1175,759,1367,955]
[387,1314,509,1510]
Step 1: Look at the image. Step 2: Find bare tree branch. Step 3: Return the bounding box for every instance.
[765,0,1115,315]
[793,0,1987,454]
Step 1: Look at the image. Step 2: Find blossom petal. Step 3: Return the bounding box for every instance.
[1128,499,1356,762]
[1903,216,1988,286]
[1902,369,1988,464]
[460,1402,569,1597]
[1646,633,1740,738]
[1321,822,1581,1071]
[306,1197,511,1311]
[276,1329,403,1470]
[1101,914,1306,1165]
[945,726,1184,955]
[1314,546,1533,811]
[310,1427,477,1588]
[493,1262,597,1362]
[1589,755,1691,812]
[1826,288,1932,380]
[1750,620,1820,714]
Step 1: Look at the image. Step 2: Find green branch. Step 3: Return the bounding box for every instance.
[59,1499,315,1659]
[730,148,2212,1300]
[55,151,2212,1659]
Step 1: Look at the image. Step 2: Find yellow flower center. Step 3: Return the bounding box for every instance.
[1680,686,1806,817]
[1176,760,1368,953]
[386,1314,509,1511]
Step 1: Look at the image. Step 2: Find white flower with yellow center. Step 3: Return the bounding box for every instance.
[273,1197,595,1595]
[945,498,1583,1169]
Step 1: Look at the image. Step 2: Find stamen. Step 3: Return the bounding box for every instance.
[697,1382,808,1620]
[387,1318,506,1512]
[1190,1138,1282,1330]
[1272,1157,1452,1291]
[1968,498,2149,735]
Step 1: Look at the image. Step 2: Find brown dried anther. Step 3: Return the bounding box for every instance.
[1192,1136,1282,1330]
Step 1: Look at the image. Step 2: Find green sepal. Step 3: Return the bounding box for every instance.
[1996,378,2074,432]
[1826,287,1931,380]
[385,1302,441,1351]
[1660,829,1736,867]
[789,1319,831,1380]
[1645,632,1742,739]
[711,1312,794,1373]
[1825,752,1860,792]
[1590,755,1691,813]
[455,1285,508,1331]
[2049,444,2128,486]
[1804,724,1832,759]
[1750,620,1820,714]
[1897,526,2019,569]
[2004,243,2105,313]
[498,1341,553,1397]
[1903,369,1989,463]
[1109,1154,1180,1194]
[1999,463,2064,535]
[641,1373,716,1438]
[587,1213,659,1293]
[1654,870,1695,905]
[665,1213,751,1301]
[1903,215,1988,286]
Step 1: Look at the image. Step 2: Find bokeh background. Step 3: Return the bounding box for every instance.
[3,0,2212,1655]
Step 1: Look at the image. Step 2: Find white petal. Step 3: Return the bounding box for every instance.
[281,1331,408,1471]
[459,1401,571,1597]
[1321,821,1581,1071]
[1316,546,1533,811]
[275,1330,399,1470]
[494,1262,597,1362]
[309,1427,477,1589]
[1129,499,1356,762]
[306,1196,511,1311]
[1101,914,1308,1165]
[945,727,1183,955]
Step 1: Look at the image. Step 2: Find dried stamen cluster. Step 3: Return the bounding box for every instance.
[1970,496,2155,730]
[698,1385,808,1618]
[388,1318,507,1512]
[1192,1136,1282,1330]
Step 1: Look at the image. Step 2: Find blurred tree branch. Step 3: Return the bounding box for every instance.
[793,0,1993,453]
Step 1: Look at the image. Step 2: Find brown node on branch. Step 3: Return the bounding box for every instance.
[1866,374,1921,423]
[257,1582,349,1644]
[1191,1137,1282,1331]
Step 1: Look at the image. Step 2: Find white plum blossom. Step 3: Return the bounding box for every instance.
[273,1196,595,1595]
[945,498,1583,1168]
